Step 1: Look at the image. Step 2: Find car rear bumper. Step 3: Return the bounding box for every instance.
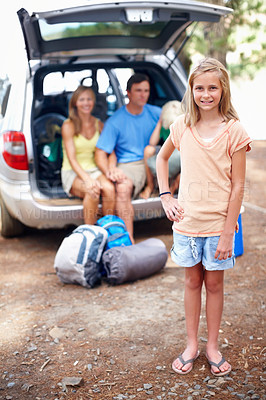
[0,178,165,229]
[0,178,84,229]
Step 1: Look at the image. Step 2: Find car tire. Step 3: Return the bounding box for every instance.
[0,196,25,238]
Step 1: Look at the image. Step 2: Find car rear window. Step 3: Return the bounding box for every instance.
[39,20,168,41]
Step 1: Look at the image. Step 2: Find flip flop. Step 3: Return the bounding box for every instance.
[172,350,200,375]
[206,352,232,377]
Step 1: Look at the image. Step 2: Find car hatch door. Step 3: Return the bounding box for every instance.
[17,0,232,62]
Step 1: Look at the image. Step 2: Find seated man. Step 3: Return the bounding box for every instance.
[140,100,182,199]
[95,73,161,240]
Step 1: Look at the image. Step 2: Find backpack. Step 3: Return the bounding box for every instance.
[34,113,65,186]
[38,137,63,183]
[96,215,132,250]
[54,225,108,288]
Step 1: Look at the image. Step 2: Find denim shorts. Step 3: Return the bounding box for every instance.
[171,233,235,271]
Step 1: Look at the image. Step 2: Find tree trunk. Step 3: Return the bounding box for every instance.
[202,0,228,66]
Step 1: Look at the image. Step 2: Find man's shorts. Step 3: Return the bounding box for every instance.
[61,168,102,195]
[171,232,235,271]
[117,160,146,198]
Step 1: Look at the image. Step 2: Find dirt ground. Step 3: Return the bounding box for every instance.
[0,141,265,400]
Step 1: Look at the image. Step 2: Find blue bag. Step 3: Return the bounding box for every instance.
[96,215,132,250]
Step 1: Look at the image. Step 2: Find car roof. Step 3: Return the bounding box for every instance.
[18,0,232,61]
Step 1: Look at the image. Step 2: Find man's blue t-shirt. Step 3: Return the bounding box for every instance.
[96,104,161,163]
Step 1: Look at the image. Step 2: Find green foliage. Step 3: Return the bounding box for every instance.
[186,0,266,79]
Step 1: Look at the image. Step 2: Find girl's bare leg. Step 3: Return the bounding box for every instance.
[173,262,204,372]
[204,270,231,374]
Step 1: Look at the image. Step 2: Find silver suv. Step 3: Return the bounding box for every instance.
[0,0,230,237]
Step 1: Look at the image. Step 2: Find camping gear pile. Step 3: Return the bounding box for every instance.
[54,215,168,288]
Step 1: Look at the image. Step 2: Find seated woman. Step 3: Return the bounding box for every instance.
[61,85,115,224]
[140,101,182,199]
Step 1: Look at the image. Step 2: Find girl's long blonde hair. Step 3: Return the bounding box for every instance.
[182,57,239,126]
[68,85,96,135]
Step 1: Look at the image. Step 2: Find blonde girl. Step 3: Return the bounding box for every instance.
[156,58,251,376]
[61,85,115,224]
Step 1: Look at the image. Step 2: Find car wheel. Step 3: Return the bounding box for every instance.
[0,196,25,237]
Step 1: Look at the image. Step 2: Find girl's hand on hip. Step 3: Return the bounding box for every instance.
[215,232,234,260]
[160,194,184,222]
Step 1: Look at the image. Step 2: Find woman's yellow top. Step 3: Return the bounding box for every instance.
[62,119,100,171]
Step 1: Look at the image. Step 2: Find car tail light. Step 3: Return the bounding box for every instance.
[2,131,29,170]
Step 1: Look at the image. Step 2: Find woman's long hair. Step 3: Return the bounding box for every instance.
[182,57,239,126]
[68,85,96,135]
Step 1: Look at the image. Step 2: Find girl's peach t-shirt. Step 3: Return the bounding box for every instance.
[170,115,252,237]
